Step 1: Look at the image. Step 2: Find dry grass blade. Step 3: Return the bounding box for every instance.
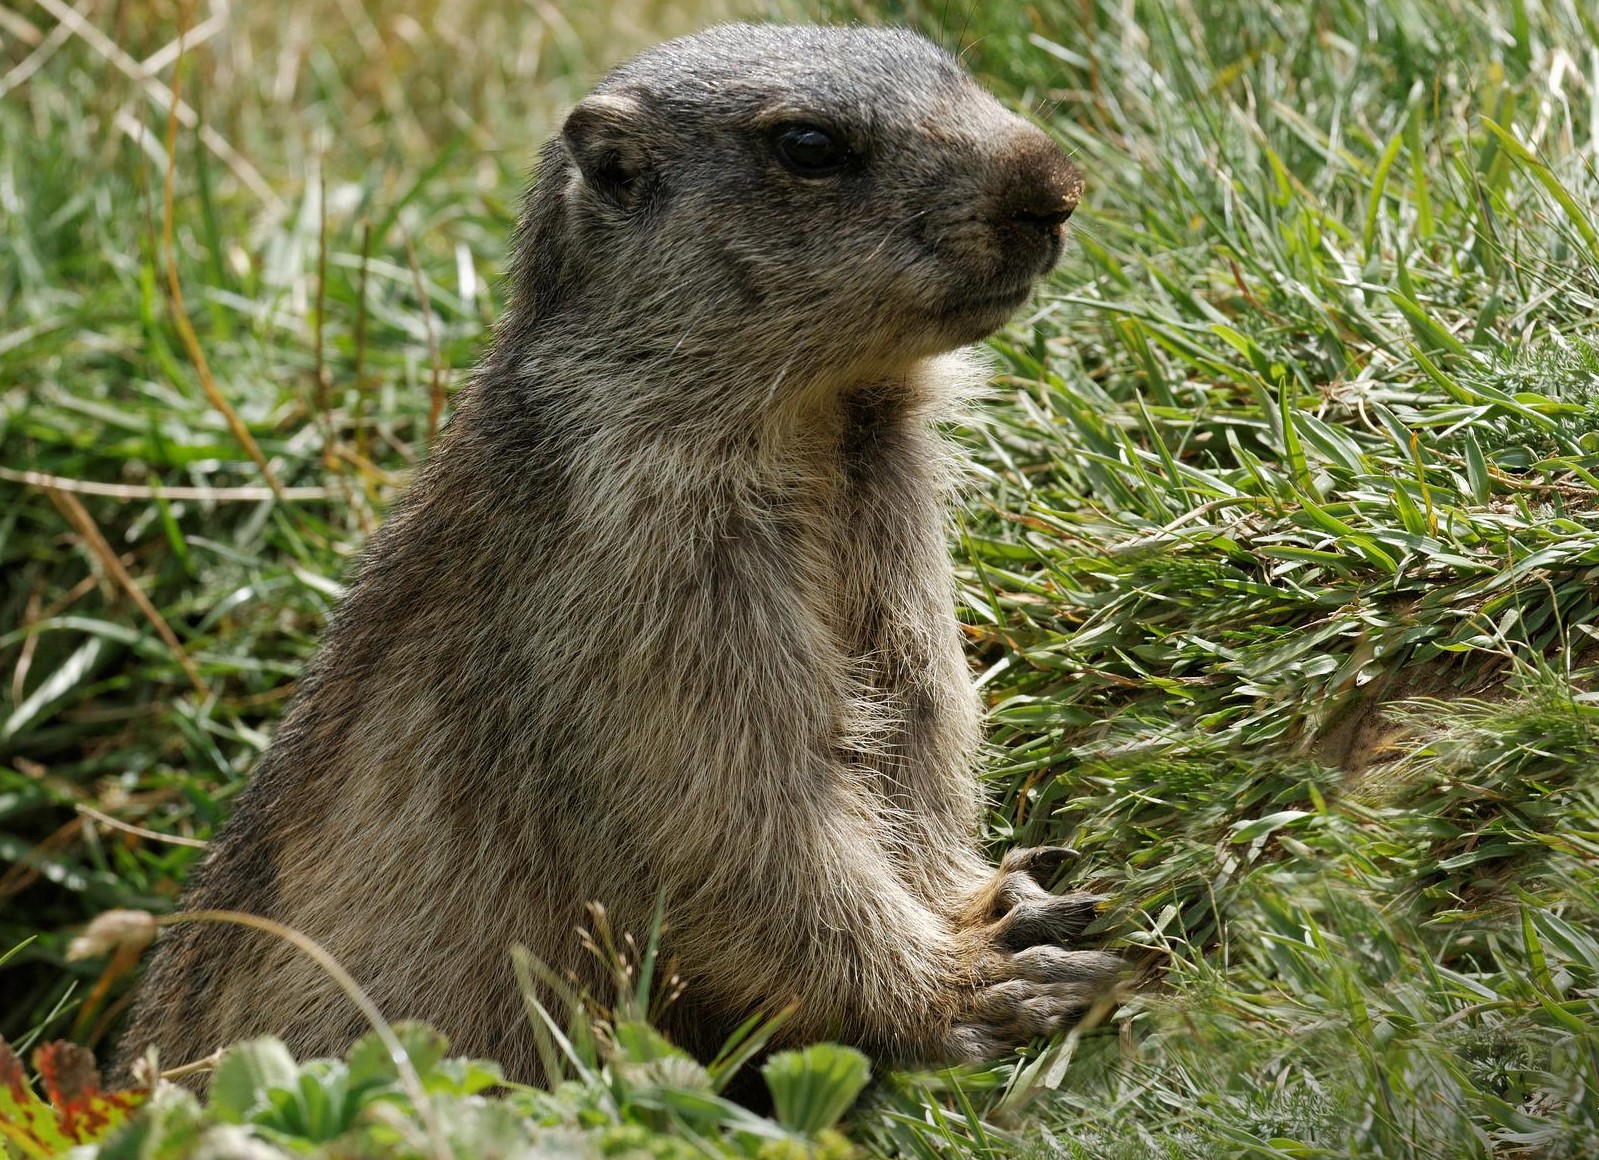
[138,12,227,74]
[71,907,452,1159]
[313,172,334,458]
[11,592,42,709]
[0,816,84,899]
[29,0,285,215]
[0,0,83,100]
[0,467,328,502]
[176,909,452,1160]
[43,486,208,698]
[404,234,448,446]
[159,29,287,504]
[75,804,209,849]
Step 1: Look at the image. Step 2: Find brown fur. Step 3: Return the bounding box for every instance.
[117,23,1120,1084]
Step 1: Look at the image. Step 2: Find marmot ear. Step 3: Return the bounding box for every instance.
[562,93,651,209]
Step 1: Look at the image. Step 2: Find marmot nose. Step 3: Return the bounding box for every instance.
[1003,156,1081,228]
[991,134,1084,268]
[1011,197,1075,233]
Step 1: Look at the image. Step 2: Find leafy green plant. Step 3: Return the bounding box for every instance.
[763,1046,873,1137]
[60,1020,873,1160]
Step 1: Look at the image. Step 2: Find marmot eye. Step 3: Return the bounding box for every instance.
[774,125,851,176]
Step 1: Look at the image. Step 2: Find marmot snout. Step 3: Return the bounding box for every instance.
[926,130,1085,336]
[989,134,1084,276]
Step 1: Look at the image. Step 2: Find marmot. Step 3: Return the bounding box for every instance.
[117,22,1122,1084]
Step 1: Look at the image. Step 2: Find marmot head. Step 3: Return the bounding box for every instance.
[507,24,1083,390]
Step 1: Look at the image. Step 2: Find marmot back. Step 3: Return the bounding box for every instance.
[118,22,1120,1086]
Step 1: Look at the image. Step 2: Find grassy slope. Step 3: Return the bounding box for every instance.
[923,0,1599,1153]
[4,0,1599,1155]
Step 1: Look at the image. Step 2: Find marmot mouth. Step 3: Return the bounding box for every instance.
[940,281,1035,321]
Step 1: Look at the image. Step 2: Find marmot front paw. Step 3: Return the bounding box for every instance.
[946,943,1126,1062]
[965,845,1107,951]
[942,845,1125,1061]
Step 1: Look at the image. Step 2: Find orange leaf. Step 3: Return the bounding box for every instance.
[0,1037,146,1155]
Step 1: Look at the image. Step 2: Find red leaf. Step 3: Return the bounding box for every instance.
[34,1041,104,1138]
[0,1037,147,1152]
[0,1037,27,1101]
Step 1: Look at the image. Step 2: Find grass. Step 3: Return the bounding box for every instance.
[3,0,1598,1155]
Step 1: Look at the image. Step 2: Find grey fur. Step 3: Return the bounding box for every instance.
[117,22,1117,1085]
